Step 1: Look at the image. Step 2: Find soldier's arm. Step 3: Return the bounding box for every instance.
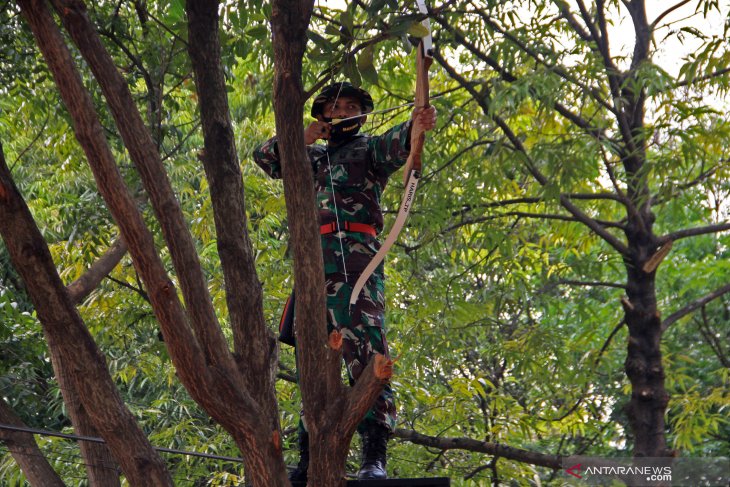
[253,136,283,179]
[368,121,412,177]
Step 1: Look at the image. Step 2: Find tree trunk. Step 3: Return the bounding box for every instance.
[268,1,398,483]
[0,138,174,485]
[0,398,65,487]
[615,0,670,459]
[622,245,670,457]
[621,164,670,458]
[49,354,121,487]
[19,1,290,483]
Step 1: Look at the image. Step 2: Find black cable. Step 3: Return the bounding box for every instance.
[0,423,243,463]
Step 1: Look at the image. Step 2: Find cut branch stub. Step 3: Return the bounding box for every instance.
[374,353,394,381]
[642,240,673,273]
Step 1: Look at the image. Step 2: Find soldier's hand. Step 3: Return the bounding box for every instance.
[411,106,437,133]
[305,120,331,145]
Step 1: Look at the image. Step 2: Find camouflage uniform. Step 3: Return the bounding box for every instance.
[253,122,412,432]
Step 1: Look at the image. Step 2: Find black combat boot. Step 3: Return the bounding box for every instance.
[289,429,309,482]
[357,423,389,479]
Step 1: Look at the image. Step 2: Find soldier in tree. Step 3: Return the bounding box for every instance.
[254,82,436,480]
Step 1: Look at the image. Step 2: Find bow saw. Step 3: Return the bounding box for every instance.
[349,0,433,307]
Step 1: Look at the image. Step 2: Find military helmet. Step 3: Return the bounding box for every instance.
[311,82,374,118]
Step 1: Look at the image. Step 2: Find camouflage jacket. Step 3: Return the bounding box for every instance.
[253,122,412,274]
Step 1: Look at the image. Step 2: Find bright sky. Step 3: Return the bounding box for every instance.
[318,0,729,76]
[613,0,728,76]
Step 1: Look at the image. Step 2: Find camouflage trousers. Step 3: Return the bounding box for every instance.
[299,267,397,435]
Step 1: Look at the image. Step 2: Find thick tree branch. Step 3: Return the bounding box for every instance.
[662,282,730,332]
[185,0,276,398]
[270,0,388,483]
[343,354,393,433]
[661,222,730,244]
[52,0,231,367]
[66,236,128,304]
[394,428,562,469]
[270,0,335,425]
[0,397,65,487]
[433,51,630,256]
[1,129,173,485]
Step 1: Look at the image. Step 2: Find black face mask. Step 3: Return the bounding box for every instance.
[325,117,363,143]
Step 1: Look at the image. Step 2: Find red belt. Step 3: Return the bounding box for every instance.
[320,222,377,237]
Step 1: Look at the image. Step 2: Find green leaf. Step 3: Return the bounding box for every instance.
[366,0,389,16]
[339,11,354,39]
[343,55,362,87]
[166,0,185,24]
[407,22,430,38]
[247,25,269,41]
[388,19,416,37]
[325,24,341,38]
[357,45,379,85]
[307,31,332,51]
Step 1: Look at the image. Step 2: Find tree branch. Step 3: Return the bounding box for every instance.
[672,66,730,89]
[66,236,128,304]
[661,222,730,244]
[185,0,275,391]
[552,0,593,45]
[650,0,692,30]
[697,306,729,368]
[52,0,232,367]
[451,193,626,213]
[557,279,627,290]
[652,166,719,206]
[0,397,65,487]
[459,9,615,116]
[433,51,630,256]
[1,118,174,486]
[434,10,615,143]
[662,282,730,332]
[394,428,562,469]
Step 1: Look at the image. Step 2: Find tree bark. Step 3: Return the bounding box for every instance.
[185,0,279,420]
[49,353,122,487]
[618,0,670,459]
[269,1,395,484]
[0,397,65,487]
[0,135,173,485]
[66,236,127,304]
[18,1,289,483]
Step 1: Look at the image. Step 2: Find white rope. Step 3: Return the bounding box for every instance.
[325,82,349,282]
